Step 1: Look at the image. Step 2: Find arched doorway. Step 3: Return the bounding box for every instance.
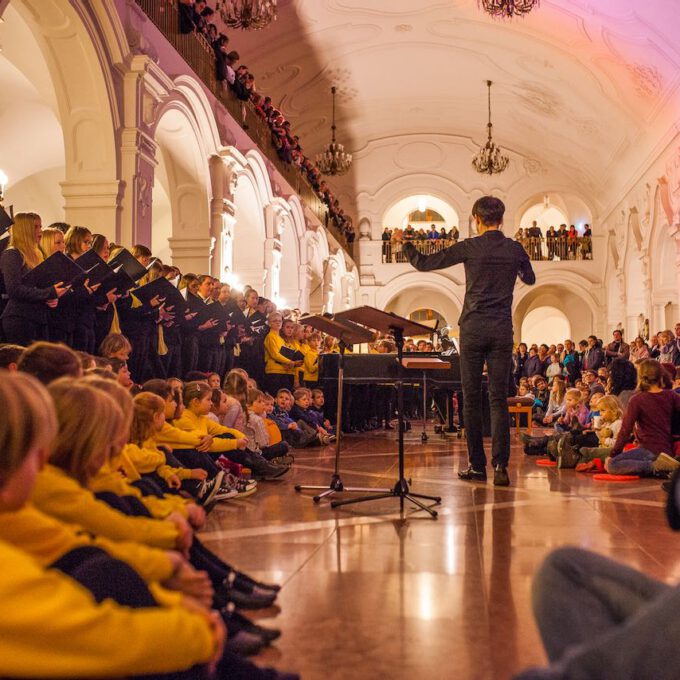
[520,307,571,347]
[382,195,460,232]
[1,1,119,234]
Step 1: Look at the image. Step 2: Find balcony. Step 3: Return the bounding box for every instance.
[133,0,352,256]
[380,236,593,263]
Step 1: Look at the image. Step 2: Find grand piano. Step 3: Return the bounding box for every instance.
[319,351,490,435]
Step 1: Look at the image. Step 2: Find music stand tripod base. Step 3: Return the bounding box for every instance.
[293,314,391,504]
[330,306,445,519]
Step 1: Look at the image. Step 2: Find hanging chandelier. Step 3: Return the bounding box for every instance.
[472,80,509,176]
[218,0,277,31]
[316,86,352,176]
[478,0,540,18]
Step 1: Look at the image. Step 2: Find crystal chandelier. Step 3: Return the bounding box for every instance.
[218,0,277,31]
[478,0,540,18]
[316,86,352,176]
[472,80,509,176]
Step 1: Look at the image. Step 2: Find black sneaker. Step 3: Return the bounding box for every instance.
[557,435,581,469]
[458,466,487,482]
[493,466,510,487]
[197,470,225,506]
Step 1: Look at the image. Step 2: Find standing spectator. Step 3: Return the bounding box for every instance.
[426,224,439,240]
[604,329,630,364]
[449,225,460,243]
[381,228,392,263]
[659,330,680,365]
[439,226,448,241]
[557,223,568,259]
[546,226,557,260]
[526,221,543,260]
[582,335,605,371]
[513,343,528,384]
[546,353,562,383]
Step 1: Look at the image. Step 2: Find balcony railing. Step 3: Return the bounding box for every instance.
[518,236,592,261]
[134,0,351,255]
[381,236,593,263]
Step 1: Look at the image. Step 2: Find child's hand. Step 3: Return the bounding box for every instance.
[288,422,298,430]
[167,474,182,490]
[196,434,213,452]
[236,437,248,450]
[190,469,208,481]
[185,503,206,530]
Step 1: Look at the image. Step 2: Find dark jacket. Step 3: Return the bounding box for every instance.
[0,248,55,325]
[405,230,535,335]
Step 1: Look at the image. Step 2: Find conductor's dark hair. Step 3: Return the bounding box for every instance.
[471,196,505,227]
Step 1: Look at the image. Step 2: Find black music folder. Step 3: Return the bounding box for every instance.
[134,277,190,314]
[279,346,305,362]
[22,252,84,288]
[108,248,148,282]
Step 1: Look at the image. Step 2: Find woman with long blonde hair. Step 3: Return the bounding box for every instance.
[0,212,69,344]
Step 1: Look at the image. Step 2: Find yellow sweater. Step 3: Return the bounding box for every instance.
[303,348,320,382]
[89,453,190,519]
[32,465,180,550]
[172,409,245,449]
[124,441,193,482]
[0,503,175,583]
[0,539,214,678]
[264,330,297,375]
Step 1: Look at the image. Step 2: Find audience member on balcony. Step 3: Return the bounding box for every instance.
[557,223,568,259]
[567,224,579,258]
[581,223,593,259]
[178,0,196,34]
[449,225,460,243]
[213,34,231,84]
[526,221,543,260]
[403,225,416,241]
[426,225,439,240]
[546,225,557,259]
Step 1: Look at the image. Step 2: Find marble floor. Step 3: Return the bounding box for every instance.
[202,428,680,680]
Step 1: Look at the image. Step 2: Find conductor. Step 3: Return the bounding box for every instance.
[403,196,535,486]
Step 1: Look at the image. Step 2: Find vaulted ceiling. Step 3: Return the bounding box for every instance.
[225,0,680,215]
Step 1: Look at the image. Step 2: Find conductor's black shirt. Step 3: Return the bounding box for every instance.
[404,230,535,335]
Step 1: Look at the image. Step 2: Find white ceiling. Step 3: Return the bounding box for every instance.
[224,0,680,213]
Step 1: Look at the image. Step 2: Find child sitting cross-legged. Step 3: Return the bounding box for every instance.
[271,389,323,448]
[573,395,624,472]
[246,389,294,465]
[126,391,235,506]
[290,388,335,444]
[520,388,589,462]
[175,381,289,481]
[604,359,680,478]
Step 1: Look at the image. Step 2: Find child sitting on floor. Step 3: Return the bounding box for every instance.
[246,389,293,464]
[604,359,680,478]
[575,395,624,472]
[271,389,323,448]
[521,388,589,459]
[291,388,335,439]
[310,389,334,433]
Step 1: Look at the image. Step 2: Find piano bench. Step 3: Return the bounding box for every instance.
[507,404,533,437]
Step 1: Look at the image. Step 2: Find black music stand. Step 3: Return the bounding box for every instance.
[293,314,389,503]
[332,306,443,519]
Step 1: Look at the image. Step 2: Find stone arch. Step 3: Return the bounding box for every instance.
[152,102,212,273]
[376,271,464,331]
[513,192,594,232]
[521,307,571,347]
[382,194,461,231]
[513,274,602,343]
[1,0,120,233]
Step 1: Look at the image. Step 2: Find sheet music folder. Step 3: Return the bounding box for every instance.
[300,314,374,345]
[334,306,433,338]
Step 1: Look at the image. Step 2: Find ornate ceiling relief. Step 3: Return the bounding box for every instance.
[626,63,664,98]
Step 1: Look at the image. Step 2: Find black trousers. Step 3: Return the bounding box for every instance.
[459,328,513,470]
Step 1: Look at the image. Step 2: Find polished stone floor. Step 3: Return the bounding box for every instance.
[201,428,680,680]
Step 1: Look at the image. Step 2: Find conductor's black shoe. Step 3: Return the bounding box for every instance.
[493,466,510,487]
[458,466,487,482]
